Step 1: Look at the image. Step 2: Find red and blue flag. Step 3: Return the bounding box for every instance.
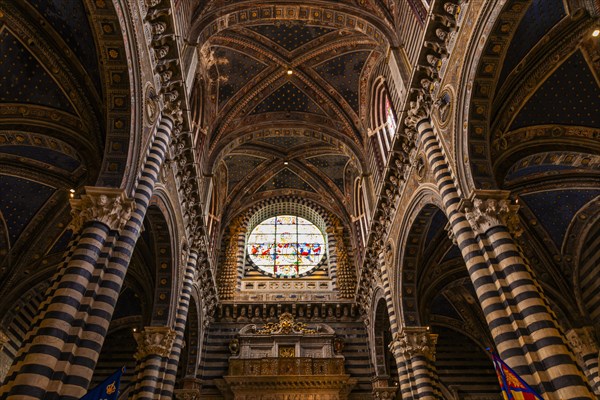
[490,351,543,400]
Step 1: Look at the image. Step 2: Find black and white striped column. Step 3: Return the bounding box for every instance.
[415,114,594,400]
[0,114,176,400]
[393,327,440,400]
[567,327,600,395]
[130,326,177,400]
[156,249,201,398]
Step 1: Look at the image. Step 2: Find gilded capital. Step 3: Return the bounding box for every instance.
[393,327,437,360]
[461,191,521,237]
[69,187,135,233]
[134,326,177,360]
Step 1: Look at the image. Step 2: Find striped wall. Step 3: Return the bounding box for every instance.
[90,328,137,391]
[198,320,373,398]
[0,282,49,381]
[433,326,500,399]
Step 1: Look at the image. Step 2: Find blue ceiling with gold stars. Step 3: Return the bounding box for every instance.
[521,189,600,248]
[215,47,267,108]
[0,175,55,246]
[0,30,75,113]
[249,24,335,52]
[224,154,266,193]
[306,155,349,192]
[257,168,316,193]
[314,51,371,112]
[497,0,565,89]
[48,229,73,255]
[26,0,101,91]
[510,51,600,130]
[251,82,324,115]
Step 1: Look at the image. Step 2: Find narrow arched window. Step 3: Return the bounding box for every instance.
[368,77,398,188]
[354,178,368,248]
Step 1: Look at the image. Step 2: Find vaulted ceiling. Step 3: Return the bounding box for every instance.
[0,0,131,303]
[194,2,394,224]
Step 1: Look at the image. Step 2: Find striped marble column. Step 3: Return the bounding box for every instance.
[413,111,594,400]
[0,114,176,400]
[389,340,416,400]
[394,327,440,400]
[155,249,202,399]
[0,188,134,400]
[130,326,177,400]
[59,115,176,399]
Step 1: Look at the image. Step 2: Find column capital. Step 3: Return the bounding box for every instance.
[392,327,438,360]
[372,387,398,400]
[460,190,522,237]
[566,327,598,359]
[133,326,177,360]
[174,389,201,400]
[69,186,135,233]
[404,93,432,130]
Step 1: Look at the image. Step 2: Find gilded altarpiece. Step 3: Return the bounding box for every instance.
[216,313,356,399]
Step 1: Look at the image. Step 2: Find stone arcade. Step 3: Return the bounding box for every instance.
[0,0,599,399]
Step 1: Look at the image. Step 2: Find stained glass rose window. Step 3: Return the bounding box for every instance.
[246,215,325,278]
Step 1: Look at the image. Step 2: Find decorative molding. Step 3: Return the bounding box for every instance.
[133,326,177,360]
[255,312,317,335]
[217,215,244,300]
[331,216,356,299]
[69,186,135,232]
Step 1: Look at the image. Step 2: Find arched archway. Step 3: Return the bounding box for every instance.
[372,297,397,384]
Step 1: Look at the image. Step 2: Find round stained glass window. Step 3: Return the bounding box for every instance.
[246,215,326,278]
